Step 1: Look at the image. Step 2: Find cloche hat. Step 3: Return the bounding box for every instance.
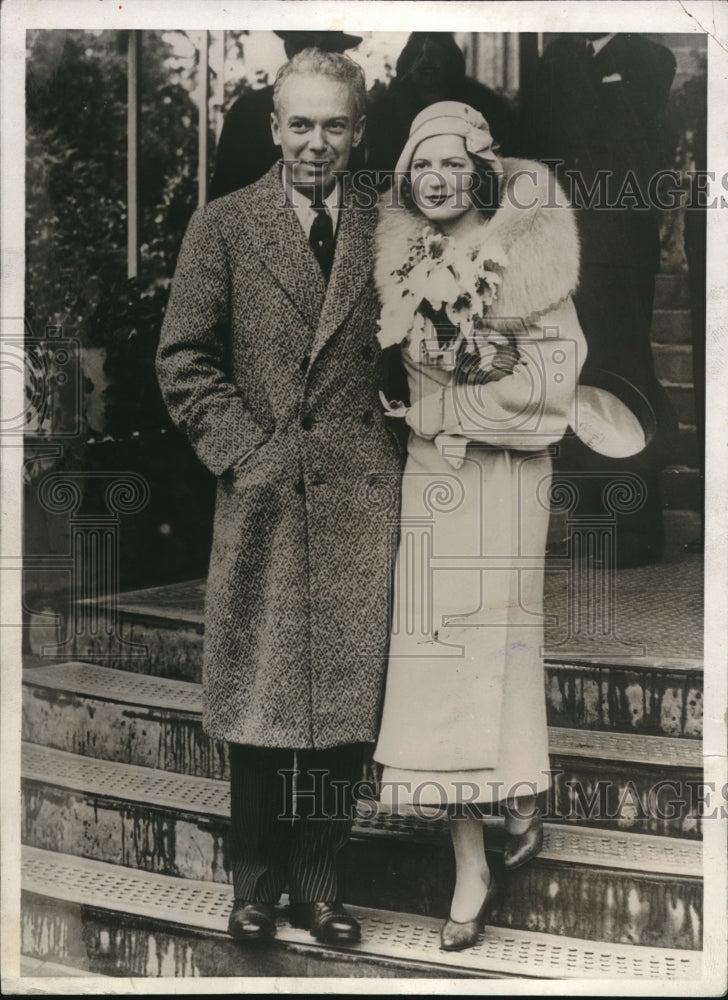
[394,101,502,183]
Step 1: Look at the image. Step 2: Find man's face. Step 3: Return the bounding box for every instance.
[271,73,364,193]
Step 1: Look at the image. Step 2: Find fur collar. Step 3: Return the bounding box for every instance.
[374,157,580,332]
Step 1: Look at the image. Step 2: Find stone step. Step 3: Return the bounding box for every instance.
[653,344,693,386]
[665,385,696,426]
[675,424,699,469]
[23,662,703,785]
[21,740,703,858]
[63,551,703,681]
[23,662,226,778]
[21,732,700,844]
[21,847,702,980]
[21,742,703,946]
[651,309,692,345]
[653,275,691,311]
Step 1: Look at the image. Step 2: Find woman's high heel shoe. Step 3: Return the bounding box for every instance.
[503,812,544,871]
[440,877,497,952]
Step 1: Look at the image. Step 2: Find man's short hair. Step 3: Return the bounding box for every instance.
[272,49,367,121]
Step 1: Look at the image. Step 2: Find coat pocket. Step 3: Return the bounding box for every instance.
[222,435,275,486]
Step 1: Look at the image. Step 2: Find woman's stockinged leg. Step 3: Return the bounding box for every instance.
[448,811,491,921]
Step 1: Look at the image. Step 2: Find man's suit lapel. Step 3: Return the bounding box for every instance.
[309,192,375,367]
[251,167,327,332]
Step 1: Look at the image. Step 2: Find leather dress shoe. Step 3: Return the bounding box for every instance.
[288,901,361,944]
[440,877,497,951]
[503,812,544,871]
[228,899,276,942]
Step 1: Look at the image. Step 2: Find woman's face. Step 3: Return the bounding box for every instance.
[409,134,476,225]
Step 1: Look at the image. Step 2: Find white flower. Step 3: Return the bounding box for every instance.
[428,264,462,310]
[377,227,511,369]
[406,257,434,302]
[376,320,401,350]
[377,293,415,348]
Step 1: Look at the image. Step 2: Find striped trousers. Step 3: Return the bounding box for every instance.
[229,742,364,904]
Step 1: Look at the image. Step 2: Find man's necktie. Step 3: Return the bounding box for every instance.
[309,207,335,282]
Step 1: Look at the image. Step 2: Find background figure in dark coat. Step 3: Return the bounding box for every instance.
[523,33,679,567]
[210,30,365,199]
[366,32,518,187]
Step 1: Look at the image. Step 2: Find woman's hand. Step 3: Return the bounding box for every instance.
[441,298,588,450]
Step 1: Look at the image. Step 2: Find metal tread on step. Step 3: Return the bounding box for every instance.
[357,802,703,876]
[23,662,704,771]
[22,741,225,815]
[21,846,702,981]
[542,653,703,673]
[551,727,701,768]
[21,743,702,878]
[23,660,203,713]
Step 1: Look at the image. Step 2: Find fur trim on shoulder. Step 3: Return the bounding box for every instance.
[375,157,580,333]
[374,195,422,306]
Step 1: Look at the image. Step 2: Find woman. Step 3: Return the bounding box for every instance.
[373,102,586,950]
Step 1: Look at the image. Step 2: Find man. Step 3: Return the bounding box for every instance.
[157,50,404,945]
[523,33,679,567]
[210,30,364,198]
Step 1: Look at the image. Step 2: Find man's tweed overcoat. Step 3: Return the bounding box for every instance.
[157,165,404,749]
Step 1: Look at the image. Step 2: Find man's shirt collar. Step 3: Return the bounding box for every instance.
[280,166,342,238]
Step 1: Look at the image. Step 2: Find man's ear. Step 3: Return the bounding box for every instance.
[352,114,366,149]
[270,111,281,146]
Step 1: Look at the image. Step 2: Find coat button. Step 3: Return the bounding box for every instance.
[361,409,374,425]
[301,413,314,431]
[310,472,326,486]
[361,345,374,362]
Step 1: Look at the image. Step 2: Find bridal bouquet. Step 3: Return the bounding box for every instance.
[377,225,521,383]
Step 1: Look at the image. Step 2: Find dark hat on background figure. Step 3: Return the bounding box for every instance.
[274,31,363,56]
[396,32,466,82]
